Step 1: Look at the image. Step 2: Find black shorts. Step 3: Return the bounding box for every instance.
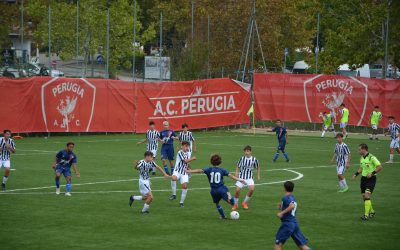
[360,176,376,194]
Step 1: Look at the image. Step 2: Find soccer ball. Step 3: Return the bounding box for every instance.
[230,211,240,220]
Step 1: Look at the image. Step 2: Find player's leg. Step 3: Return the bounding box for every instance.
[142,192,153,213]
[360,177,376,220]
[275,222,293,250]
[130,180,146,207]
[273,148,280,162]
[168,147,175,174]
[242,180,255,209]
[64,172,72,196]
[151,150,157,175]
[341,123,347,138]
[170,174,178,200]
[233,182,243,210]
[337,166,348,192]
[291,223,311,250]
[281,147,290,162]
[161,146,169,175]
[387,143,395,163]
[330,125,336,137]
[321,126,327,138]
[55,168,62,195]
[1,161,11,190]
[179,176,189,207]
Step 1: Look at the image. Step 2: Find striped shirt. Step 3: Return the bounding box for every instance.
[334,143,350,167]
[174,150,189,175]
[146,129,160,151]
[179,131,195,151]
[137,160,156,180]
[388,123,400,140]
[0,137,16,161]
[237,156,259,179]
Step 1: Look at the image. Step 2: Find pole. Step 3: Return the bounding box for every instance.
[284,49,287,73]
[159,12,163,81]
[191,1,194,69]
[383,13,389,79]
[48,5,52,77]
[20,0,24,55]
[106,2,110,79]
[133,0,137,82]
[315,12,320,74]
[207,15,210,78]
[76,0,79,69]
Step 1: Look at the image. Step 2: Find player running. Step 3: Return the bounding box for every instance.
[0,129,16,191]
[186,154,246,219]
[170,141,196,207]
[137,121,160,175]
[270,120,290,162]
[160,121,177,175]
[233,145,260,210]
[369,106,382,140]
[339,103,349,138]
[275,181,312,250]
[330,133,351,192]
[352,144,382,221]
[129,151,169,214]
[52,142,80,196]
[384,116,399,164]
[177,123,196,157]
[321,112,336,138]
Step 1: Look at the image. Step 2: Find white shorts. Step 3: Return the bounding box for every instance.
[371,124,378,130]
[172,171,189,184]
[337,165,346,175]
[0,160,10,168]
[235,178,255,189]
[340,122,347,129]
[390,138,400,149]
[139,179,151,196]
[324,124,334,130]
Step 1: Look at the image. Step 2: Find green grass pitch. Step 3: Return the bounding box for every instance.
[0,131,399,250]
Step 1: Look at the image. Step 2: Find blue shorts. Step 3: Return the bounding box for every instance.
[275,221,308,246]
[210,186,230,204]
[56,166,71,177]
[278,140,286,151]
[161,145,174,161]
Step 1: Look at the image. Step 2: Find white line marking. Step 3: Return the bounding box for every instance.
[149,91,240,100]
[197,142,332,152]
[149,110,240,120]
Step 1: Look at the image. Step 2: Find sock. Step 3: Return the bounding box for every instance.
[216,205,225,218]
[369,200,374,213]
[283,152,289,161]
[55,178,60,188]
[152,167,156,173]
[180,189,188,204]
[234,197,239,205]
[364,199,371,216]
[229,197,235,205]
[170,166,174,174]
[321,131,326,137]
[2,176,8,185]
[244,195,251,203]
[142,203,150,212]
[66,182,71,193]
[164,165,169,175]
[341,179,347,188]
[390,154,394,161]
[133,195,143,200]
[333,131,337,136]
[171,180,177,196]
[273,153,280,161]
[338,181,343,189]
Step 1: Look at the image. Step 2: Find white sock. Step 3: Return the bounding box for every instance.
[142,203,150,212]
[390,154,394,161]
[133,196,143,201]
[338,181,343,189]
[180,189,188,204]
[341,179,347,188]
[171,181,177,195]
[2,176,8,184]
[244,195,251,203]
[321,131,326,137]
[234,197,239,205]
[333,131,337,136]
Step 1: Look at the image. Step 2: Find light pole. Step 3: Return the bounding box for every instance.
[132,0,137,82]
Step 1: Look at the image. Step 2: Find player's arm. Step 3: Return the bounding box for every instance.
[155,164,170,177]
[367,158,382,178]
[192,139,197,153]
[352,167,362,180]
[185,169,204,174]
[285,133,289,144]
[133,160,140,169]
[52,156,58,169]
[71,163,80,177]
[346,153,351,168]
[136,138,147,145]
[235,165,239,177]
[330,153,336,163]
[183,156,197,164]
[228,173,245,184]
[6,142,16,153]
[257,165,261,181]
[277,202,295,218]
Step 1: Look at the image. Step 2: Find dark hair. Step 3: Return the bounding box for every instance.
[340,103,345,107]
[359,143,368,151]
[335,133,344,138]
[210,154,222,166]
[149,121,155,126]
[3,129,11,134]
[374,106,379,109]
[181,141,190,146]
[323,111,327,115]
[276,119,282,122]
[66,142,75,147]
[243,145,252,151]
[284,181,294,192]
[388,116,395,119]
[182,123,188,129]
[144,151,154,157]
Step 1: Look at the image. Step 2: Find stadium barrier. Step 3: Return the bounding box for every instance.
[253,73,400,128]
[0,77,251,133]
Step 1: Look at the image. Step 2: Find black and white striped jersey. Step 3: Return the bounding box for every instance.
[237,156,259,179]
[334,143,350,167]
[179,131,195,151]
[174,150,189,175]
[0,137,16,161]
[388,123,400,140]
[146,130,160,151]
[137,160,156,180]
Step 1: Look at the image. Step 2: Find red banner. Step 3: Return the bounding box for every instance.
[0,77,250,133]
[254,73,400,127]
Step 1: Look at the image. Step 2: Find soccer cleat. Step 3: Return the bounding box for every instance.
[232,204,238,211]
[1,183,5,191]
[369,137,373,140]
[141,210,149,214]
[56,188,60,195]
[129,196,134,207]
[342,187,349,192]
[369,212,376,218]
[337,188,344,193]
[242,202,249,210]
[152,172,156,175]
[169,195,176,200]
[375,138,379,140]
[179,203,184,208]
[360,215,369,221]
[286,159,290,163]
[65,192,72,196]
[220,216,227,220]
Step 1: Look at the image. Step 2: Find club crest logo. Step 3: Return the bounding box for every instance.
[41,78,96,132]
[303,75,368,125]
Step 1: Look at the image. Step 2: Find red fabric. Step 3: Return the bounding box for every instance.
[254,73,400,127]
[0,77,250,133]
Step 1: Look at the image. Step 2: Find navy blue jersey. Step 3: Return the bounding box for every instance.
[160,129,176,146]
[56,150,77,168]
[272,126,287,141]
[203,167,230,189]
[280,194,297,222]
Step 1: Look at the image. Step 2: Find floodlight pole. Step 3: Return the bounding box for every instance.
[315,13,320,74]
[207,15,210,78]
[383,12,389,79]
[48,5,52,77]
[105,0,110,79]
[133,0,137,82]
[76,0,79,69]
[159,12,163,81]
